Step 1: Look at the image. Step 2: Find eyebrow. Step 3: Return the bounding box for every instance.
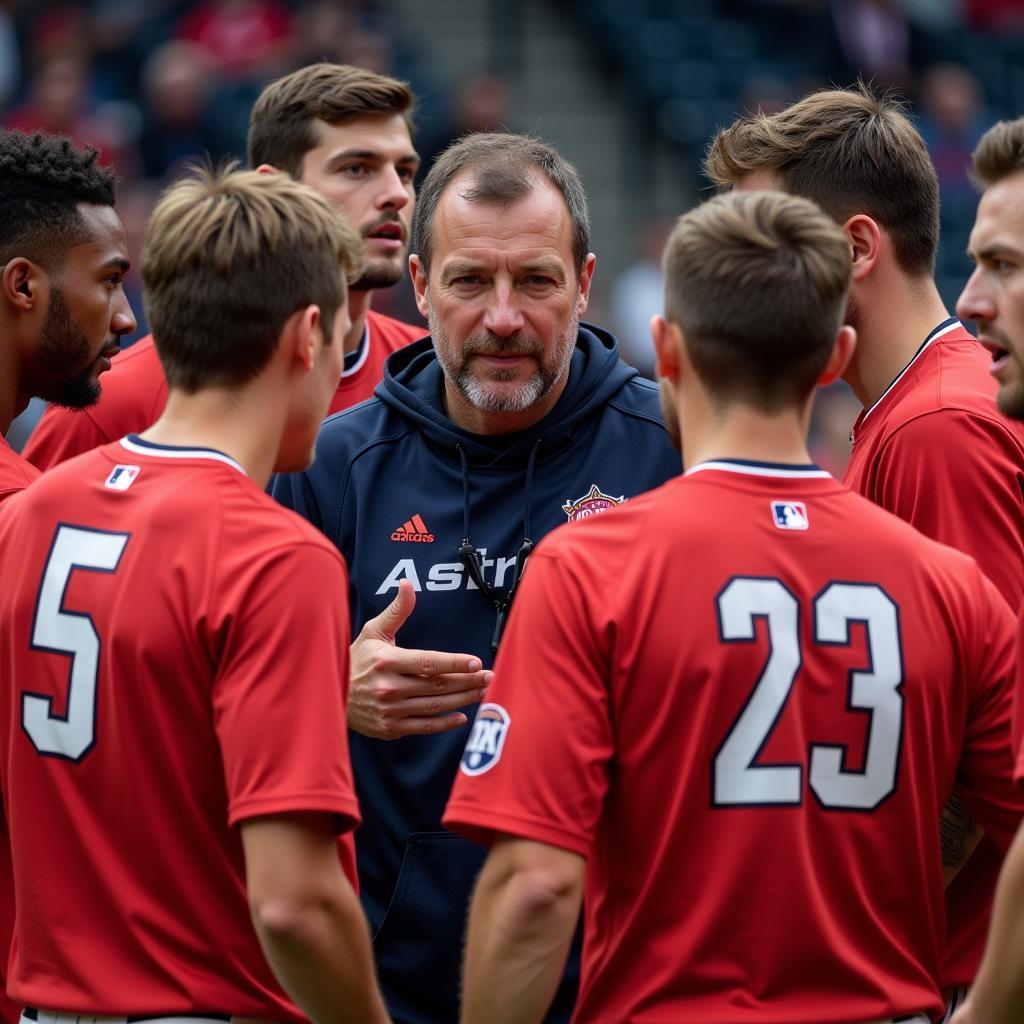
[102,257,130,273]
[971,242,1024,262]
[441,260,488,279]
[328,148,421,167]
[520,259,566,279]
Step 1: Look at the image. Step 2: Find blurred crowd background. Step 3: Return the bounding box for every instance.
[3,0,1023,469]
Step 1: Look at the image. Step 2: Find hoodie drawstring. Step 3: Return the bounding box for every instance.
[457,438,540,651]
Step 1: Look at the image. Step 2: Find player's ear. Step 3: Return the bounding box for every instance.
[288,304,321,373]
[842,214,882,282]
[652,315,682,383]
[817,324,857,388]
[1,257,43,312]
[410,254,430,319]
[255,163,282,177]
[575,253,597,316]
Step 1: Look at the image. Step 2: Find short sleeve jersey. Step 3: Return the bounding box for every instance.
[330,310,424,415]
[23,310,424,470]
[0,436,40,502]
[843,318,1024,990]
[445,462,1023,1024]
[0,437,40,1024]
[0,435,360,1019]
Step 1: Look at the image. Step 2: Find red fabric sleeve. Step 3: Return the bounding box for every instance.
[212,542,360,832]
[22,405,109,471]
[444,547,613,858]
[956,568,1024,852]
[872,411,1024,608]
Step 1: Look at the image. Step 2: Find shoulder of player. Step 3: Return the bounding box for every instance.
[210,475,347,570]
[845,484,995,584]
[366,309,428,349]
[876,401,1024,469]
[533,484,666,566]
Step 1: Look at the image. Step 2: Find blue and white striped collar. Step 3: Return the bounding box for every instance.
[120,435,246,475]
[860,316,962,426]
[685,458,831,479]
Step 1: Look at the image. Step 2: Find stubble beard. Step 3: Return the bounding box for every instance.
[429,305,580,414]
[35,286,102,409]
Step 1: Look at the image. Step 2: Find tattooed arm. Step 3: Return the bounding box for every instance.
[941,793,985,887]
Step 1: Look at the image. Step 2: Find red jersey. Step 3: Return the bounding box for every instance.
[332,309,424,414]
[0,437,39,503]
[0,436,360,1018]
[444,461,1023,1024]
[23,310,423,469]
[0,438,38,1023]
[843,317,1024,990]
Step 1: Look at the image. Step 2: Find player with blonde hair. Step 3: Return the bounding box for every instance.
[0,166,391,1024]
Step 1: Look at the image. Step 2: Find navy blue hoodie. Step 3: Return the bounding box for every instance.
[274,325,679,1023]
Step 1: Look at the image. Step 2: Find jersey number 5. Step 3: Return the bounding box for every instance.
[714,577,903,810]
[23,525,130,761]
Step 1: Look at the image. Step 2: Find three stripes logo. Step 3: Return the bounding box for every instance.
[391,514,435,543]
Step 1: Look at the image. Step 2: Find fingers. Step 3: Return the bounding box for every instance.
[374,645,485,679]
[361,578,417,643]
[391,687,487,719]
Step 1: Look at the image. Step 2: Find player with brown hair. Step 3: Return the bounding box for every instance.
[23,62,423,468]
[707,84,1024,1019]
[949,115,1024,1024]
[0,166,390,1024]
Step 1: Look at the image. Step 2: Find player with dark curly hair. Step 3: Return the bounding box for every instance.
[0,128,135,501]
[0,127,134,1023]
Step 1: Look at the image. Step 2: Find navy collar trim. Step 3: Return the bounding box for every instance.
[860,316,961,426]
[342,323,370,378]
[685,458,831,479]
[120,435,246,475]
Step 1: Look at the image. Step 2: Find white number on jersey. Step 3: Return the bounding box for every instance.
[714,577,903,810]
[23,525,130,761]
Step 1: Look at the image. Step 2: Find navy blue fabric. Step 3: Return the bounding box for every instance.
[273,324,679,1024]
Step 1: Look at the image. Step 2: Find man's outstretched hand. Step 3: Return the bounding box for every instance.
[348,579,491,739]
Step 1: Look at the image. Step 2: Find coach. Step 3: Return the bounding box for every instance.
[274,132,679,1024]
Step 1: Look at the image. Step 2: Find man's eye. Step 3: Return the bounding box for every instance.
[341,164,368,177]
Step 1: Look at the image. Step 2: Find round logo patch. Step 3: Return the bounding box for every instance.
[460,703,511,776]
[562,484,625,522]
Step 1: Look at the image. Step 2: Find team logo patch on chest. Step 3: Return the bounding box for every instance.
[460,703,511,776]
[562,484,625,522]
[771,500,809,530]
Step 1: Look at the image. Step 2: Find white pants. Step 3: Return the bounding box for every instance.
[21,1012,269,1024]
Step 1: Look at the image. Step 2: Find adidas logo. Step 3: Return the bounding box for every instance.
[391,514,435,543]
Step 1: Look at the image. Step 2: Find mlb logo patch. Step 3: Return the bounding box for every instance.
[105,465,141,491]
[771,500,809,531]
[460,703,511,777]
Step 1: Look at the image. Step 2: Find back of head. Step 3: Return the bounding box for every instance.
[970,117,1024,189]
[705,84,939,277]
[0,128,115,271]
[664,190,851,411]
[248,62,414,178]
[141,165,363,392]
[412,131,591,274]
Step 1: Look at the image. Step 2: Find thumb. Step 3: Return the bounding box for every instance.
[369,578,417,643]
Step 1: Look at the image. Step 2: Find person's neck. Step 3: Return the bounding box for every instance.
[345,289,372,355]
[680,398,815,472]
[138,384,286,489]
[0,329,28,435]
[443,372,570,436]
[844,276,951,410]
